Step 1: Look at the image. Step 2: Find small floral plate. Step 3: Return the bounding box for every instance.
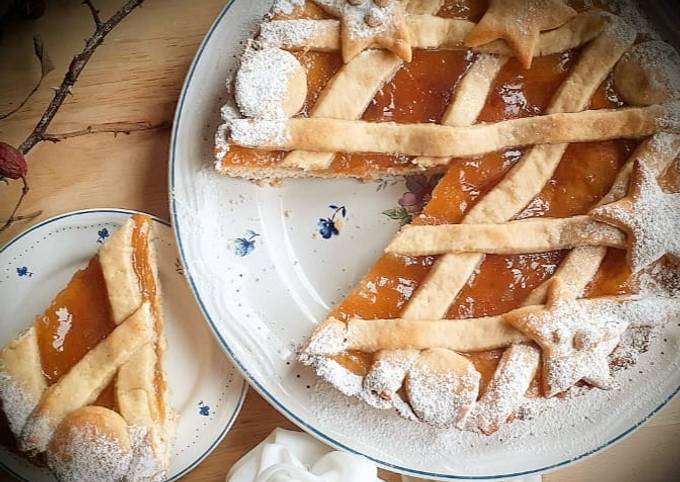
[0,208,247,482]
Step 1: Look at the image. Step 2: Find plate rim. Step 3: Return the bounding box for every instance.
[0,207,248,482]
[167,1,680,479]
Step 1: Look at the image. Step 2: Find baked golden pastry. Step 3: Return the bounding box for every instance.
[0,214,174,481]
[215,1,680,434]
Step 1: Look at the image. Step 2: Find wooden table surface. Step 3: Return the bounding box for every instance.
[1,1,679,481]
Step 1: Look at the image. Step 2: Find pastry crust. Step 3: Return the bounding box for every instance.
[229,102,672,156]
[46,407,133,482]
[472,343,540,435]
[405,348,480,428]
[401,23,635,320]
[346,316,530,353]
[20,303,155,454]
[464,0,576,68]
[312,0,412,63]
[0,327,47,437]
[100,219,141,324]
[614,41,680,107]
[386,215,625,256]
[261,10,604,58]
[591,161,680,272]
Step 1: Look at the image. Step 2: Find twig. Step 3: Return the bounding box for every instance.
[43,120,170,142]
[0,177,40,233]
[1,0,146,235]
[0,35,54,120]
[0,83,41,121]
[18,0,146,155]
[82,0,102,27]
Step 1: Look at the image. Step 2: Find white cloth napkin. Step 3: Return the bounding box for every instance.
[227,428,385,482]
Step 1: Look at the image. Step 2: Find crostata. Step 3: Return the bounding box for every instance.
[0,215,174,481]
[215,0,680,434]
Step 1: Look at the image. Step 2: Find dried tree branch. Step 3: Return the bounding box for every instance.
[18,0,145,155]
[0,177,38,233]
[43,120,170,142]
[1,0,146,235]
[82,0,103,26]
[0,35,54,121]
[0,83,41,121]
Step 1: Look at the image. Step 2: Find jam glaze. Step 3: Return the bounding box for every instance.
[131,214,166,421]
[32,214,162,413]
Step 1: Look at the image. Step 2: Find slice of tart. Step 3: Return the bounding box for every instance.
[0,214,174,482]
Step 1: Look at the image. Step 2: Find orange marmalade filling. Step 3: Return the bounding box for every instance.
[32,214,159,410]
[35,256,116,385]
[131,214,166,414]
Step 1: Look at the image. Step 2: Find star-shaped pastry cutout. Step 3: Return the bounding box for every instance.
[312,0,412,63]
[504,279,629,396]
[542,337,619,397]
[464,0,576,69]
[591,161,680,273]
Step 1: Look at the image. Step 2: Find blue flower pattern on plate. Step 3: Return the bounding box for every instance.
[96,227,110,244]
[233,230,260,257]
[318,205,346,239]
[16,266,33,278]
[198,401,210,417]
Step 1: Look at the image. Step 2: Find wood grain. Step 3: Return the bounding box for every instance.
[0,1,678,481]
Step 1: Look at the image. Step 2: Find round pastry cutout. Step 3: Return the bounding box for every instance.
[46,406,133,482]
[235,46,307,119]
[614,41,680,106]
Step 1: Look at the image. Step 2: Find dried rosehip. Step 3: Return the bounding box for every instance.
[0,142,28,180]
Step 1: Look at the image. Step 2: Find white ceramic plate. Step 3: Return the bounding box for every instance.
[169,1,680,479]
[0,209,247,482]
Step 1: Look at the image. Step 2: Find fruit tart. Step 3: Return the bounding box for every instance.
[214,0,680,434]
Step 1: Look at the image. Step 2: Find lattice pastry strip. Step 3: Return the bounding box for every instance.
[261,9,605,55]
[385,161,680,275]
[229,102,678,155]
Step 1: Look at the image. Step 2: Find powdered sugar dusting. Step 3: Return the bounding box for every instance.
[314,0,395,39]
[126,426,166,482]
[260,19,320,48]
[46,423,132,482]
[592,162,680,272]
[405,352,480,429]
[306,317,679,472]
[0,371,39,437]
[235,45,303,120]
[229,118,289,147]
[364,349,418,404]
[301,318,347,356]
[469,343,540,435]
[310,356,363,397]
[272,0,305,15]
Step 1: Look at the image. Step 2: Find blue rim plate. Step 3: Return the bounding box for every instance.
[168,1,680,479]
[0,208,247,482]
